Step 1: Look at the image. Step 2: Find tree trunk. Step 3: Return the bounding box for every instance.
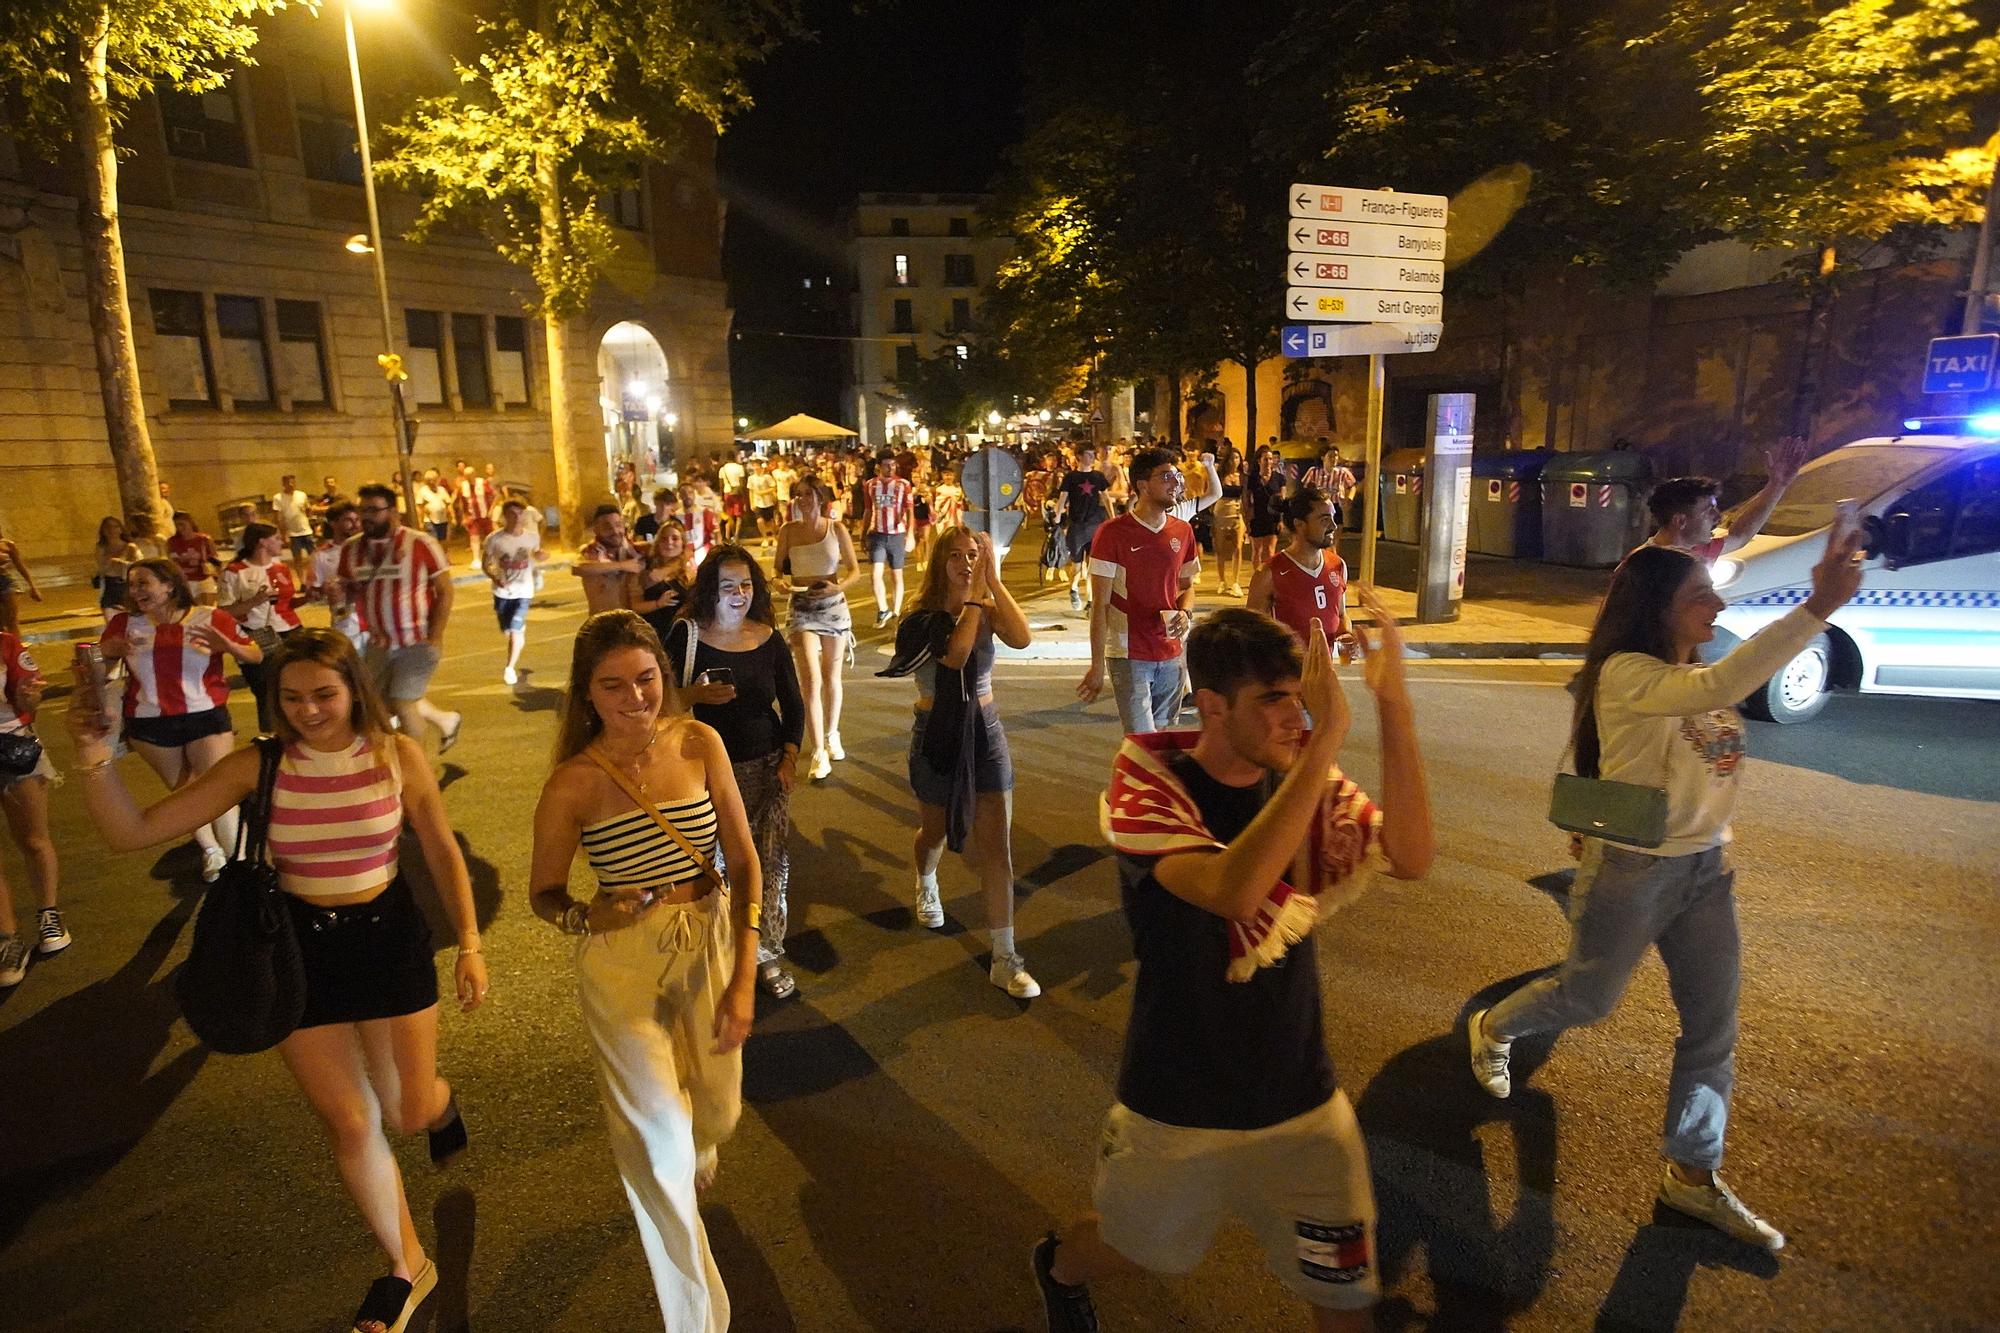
[536,150,592,547]
[1161,370,1182,445]
[1238,355,1259,449]
[1787,242,1839,441]
[70,12,160,521]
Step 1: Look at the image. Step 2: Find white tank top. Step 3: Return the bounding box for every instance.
[788,523,841,579]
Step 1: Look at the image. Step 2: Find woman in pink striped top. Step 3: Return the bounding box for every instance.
[70,628,485,1333]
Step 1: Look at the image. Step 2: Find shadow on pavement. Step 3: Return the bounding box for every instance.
[1358,973,1564,1332]
[703,1204,799,1333]
[1594,1206,1780,1331]
[0,895,208,1252]
[427,1185,477,1333]
[406,830,506,949]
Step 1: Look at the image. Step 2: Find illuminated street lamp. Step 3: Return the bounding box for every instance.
[343,233,374,255]
[736,417,749,430]
[985,410,1003,426]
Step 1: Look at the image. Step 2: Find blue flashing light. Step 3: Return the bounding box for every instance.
[1902,417,1925,432]
[1970,411,2000,435]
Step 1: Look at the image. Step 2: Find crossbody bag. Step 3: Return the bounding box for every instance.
[582,741,728,897]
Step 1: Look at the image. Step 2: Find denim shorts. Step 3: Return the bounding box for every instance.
[493,595,529,633]
[907,703,1013,807]
[867,531,909,570]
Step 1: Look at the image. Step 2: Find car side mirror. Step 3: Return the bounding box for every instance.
[1876,512,1911,569]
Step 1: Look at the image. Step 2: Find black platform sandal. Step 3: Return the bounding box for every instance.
[350,1258,434,1333]
[427,1092,468,1166]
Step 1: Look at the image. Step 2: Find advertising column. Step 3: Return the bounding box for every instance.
[1417,392,1475,623]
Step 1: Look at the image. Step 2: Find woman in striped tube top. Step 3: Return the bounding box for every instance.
[530,610,762,1333]
[70,628,485,1333]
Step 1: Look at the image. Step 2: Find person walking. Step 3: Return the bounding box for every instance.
[166,511,224,607]
[219,521,304,732]
[663,546,804,999]
[93,517,131,624]
[0,632,66,988]
[1466,530,1867,1252]
[309,501,366,651]
[774,480,857,781]
[1076,448,1200,735]
[884,527,1040,997]
[338,485,463,761]
[861,452,915,628]
[1644,436,1809,562]
[70,628,485,1333]
[529,610,760,1332]
[1247,486,1353,651]
[415,470,454,546]
[575,504,644,615]
[1051,444,1111,612]
[457,464,497,568]
[1035,602,1433,1332]
[482,499,542,685]
[273,473,317,579]
[1244,445,1287,572]
[633,521,693,645]
[101,558,262,883]
[1210,453,1248,597]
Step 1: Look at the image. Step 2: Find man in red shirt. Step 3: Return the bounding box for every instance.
[1077,448,1199,733]
[1247,486,1354,653]
[1644,435,1809,562]
[340,484,463,760]
[862,452,915,627]
[456,462,498,568]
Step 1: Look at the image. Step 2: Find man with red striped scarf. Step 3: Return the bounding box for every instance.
[1034,599,1433,1333]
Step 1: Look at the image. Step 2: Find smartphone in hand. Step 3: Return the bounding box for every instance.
[698,667,734,687]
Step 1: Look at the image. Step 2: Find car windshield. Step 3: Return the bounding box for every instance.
[1760,445,1958,536]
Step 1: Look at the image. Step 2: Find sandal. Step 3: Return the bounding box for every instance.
[695,1145,719,1194]
[427,1091,468,1166]
[757,963,797,1000]
[351,1258,436,1333]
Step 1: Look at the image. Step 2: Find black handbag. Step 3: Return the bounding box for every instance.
[175,736,306,1054]
[0,730,42,778]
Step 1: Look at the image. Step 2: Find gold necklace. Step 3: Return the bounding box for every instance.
[604,725,662,795]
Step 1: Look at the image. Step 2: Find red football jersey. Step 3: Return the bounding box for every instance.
[1266,549,1348,643]
[1088,513,1199,661]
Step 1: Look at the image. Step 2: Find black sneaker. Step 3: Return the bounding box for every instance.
[1031,1231,1098,1332]
[35,907,71,956]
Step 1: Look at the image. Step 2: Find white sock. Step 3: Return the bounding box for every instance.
[989,927,1015,959]
[917,871,939,892]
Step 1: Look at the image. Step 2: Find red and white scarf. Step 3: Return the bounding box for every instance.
[1100,729,1385,982]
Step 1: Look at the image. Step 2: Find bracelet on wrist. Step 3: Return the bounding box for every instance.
[558,901,590,935]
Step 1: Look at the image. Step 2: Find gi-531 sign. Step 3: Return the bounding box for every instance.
[1287,288,1444,323]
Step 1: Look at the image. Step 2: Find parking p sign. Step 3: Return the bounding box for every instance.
[1922,333,1999,394]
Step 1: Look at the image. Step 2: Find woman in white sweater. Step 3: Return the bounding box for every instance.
[1466,525,1864,1253]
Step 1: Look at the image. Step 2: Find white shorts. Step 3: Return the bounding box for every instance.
[1093,1090,1378,1310]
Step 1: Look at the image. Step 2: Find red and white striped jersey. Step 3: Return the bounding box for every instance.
[220,559,303,633]
[864,476,915,535]
[458,476,496,522]
[106,607,250,718]
[338,527,447,649]
[0,633,42,732]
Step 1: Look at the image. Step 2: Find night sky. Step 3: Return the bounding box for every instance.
[717,0,1030,423]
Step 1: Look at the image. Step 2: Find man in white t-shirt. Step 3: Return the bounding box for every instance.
[482,498,543,685]
[272,473,316,578]
[310,499,366,649]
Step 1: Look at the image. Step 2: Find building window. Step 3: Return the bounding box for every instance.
[276,299,329,406]
[944,253,976,287]
[158,87,251,168]
[452,313,492,408]
[892,254,911,286]
[894,343,919,380]
[802,278,813,290]
[950,297,971,330]
[954,343,968,361]
[949,217,969,236]
[405,309,445,406]
[293,65,362,185]
[493,315,530,406]
[212,295,273,408]
[604,185,646,231]
[150,289,214,407]
[892,299,915,334]
[890,217,910,236]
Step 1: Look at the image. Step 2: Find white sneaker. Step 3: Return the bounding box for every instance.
[34,907,70,956]
[990,951,1041,999]
[201,846,229,884]
[0,935,27,987]
[502,666,518,686]
[1658,1169,1786,1251]
[1468,1008,1512,1098]
[808,749,832,781]
[826,730,846,761]
[915,881,944,929]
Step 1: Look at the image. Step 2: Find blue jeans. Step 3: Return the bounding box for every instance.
[1109,656,1183,734]
[1486,842,1741,1169]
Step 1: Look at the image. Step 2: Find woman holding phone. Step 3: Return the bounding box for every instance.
[663,545,806,999]
[1466,521,1866,1252]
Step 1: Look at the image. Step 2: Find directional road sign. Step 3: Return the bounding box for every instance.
[1286,287,1444,324]
[1282,323,1441,358]
[1288,218,1447,261]
[1922,333,2000,394]
[1289,183,1448,229]
[1286,254,1443,292]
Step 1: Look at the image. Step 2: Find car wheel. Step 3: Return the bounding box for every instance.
[1744,632,1832,723]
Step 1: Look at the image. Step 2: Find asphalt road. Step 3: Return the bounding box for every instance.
[1,572,1995,1333]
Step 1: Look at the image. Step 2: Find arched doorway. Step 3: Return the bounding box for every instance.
[597,321,673,489]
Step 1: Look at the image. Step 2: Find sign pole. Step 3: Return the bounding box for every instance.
[1416,391,1476,623]
[1359,353,1385,590]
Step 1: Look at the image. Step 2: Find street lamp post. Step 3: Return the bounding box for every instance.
[343,0,420,525]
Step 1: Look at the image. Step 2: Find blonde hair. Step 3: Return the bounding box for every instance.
[553,610,682,765]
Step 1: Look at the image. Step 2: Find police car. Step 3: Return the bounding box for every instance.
[1710,415,2000,722]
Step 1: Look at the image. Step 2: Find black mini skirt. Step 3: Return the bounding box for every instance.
[284,876,439,1028]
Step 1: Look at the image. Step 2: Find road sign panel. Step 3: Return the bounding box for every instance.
[1288,218,1447,261]
[1289,183,1448,228]
[1922,333,2000,394]
[1286,287,1444,324]
[1286,253,1443,291]
[1281,323,1441,358]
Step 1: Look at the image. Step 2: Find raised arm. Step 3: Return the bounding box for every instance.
[1354,586,1433,879]
[1719,435,1808,555]
[72,736,262,851]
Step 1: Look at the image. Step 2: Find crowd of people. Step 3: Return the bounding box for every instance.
[5,423,1854,1332]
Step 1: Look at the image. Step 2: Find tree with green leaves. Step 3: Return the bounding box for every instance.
[0,0,290,518]
[377,0,797,539]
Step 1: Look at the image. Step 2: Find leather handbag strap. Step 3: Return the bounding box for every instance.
[582,742,727,895]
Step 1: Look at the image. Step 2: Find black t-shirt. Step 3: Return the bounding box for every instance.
[633,513,661,542]
[1059,469,1107,529]
[663,627,805,763]
[1114,751,1336,1130]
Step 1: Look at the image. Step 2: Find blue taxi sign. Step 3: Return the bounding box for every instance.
[1922,333,1999,394]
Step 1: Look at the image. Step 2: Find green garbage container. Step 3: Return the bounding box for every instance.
[1379,448,1427,544]
[1539,451,1654,568]
[1468,450,1551,558]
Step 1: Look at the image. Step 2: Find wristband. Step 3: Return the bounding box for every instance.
[559,901,590,935]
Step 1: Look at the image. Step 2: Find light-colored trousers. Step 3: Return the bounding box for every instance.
[576,892,744,1331]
